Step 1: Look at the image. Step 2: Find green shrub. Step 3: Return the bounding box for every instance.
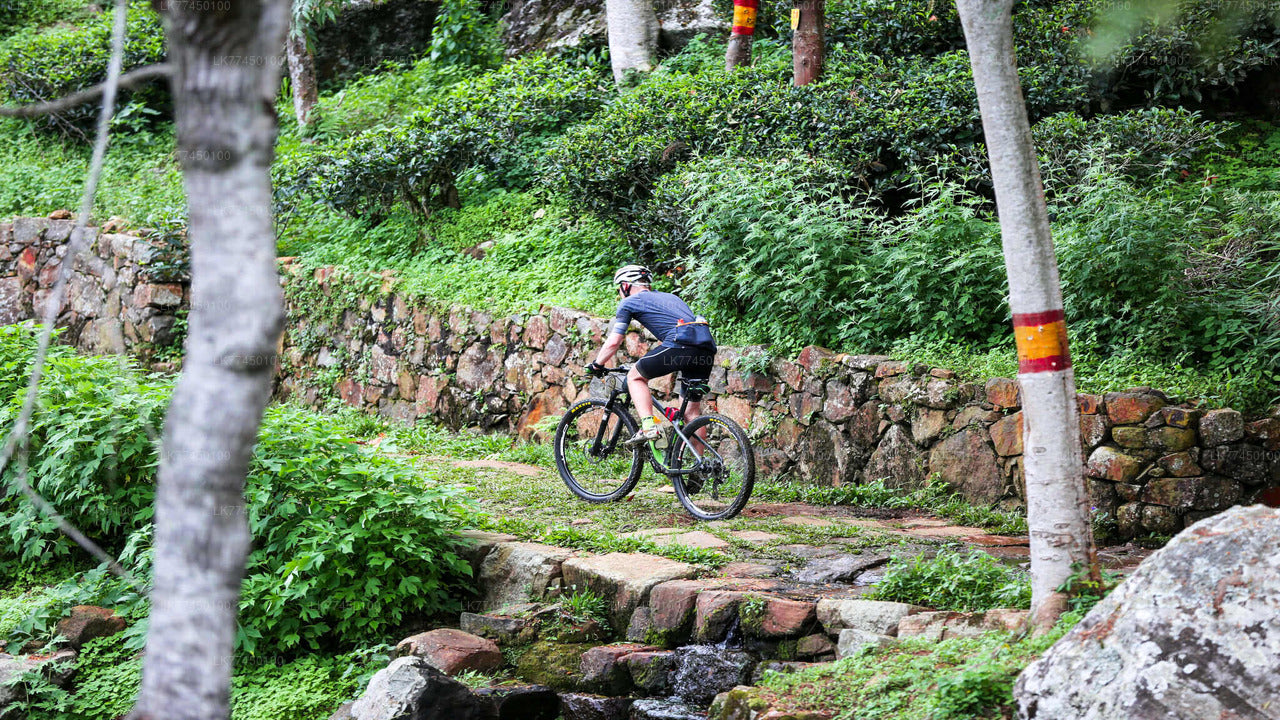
[284,55,608,219]
[1088,0,1280,104]
[0,325,163,571]
[0,0,93,38]
[867,550,1031,611]
[546,39,1082,236]
[428,0,502,70]
[239,404,477,653]
[0,324,480,655]
[1019,107,1228,195]
[655,158,1008,353]
[1,2,168,138]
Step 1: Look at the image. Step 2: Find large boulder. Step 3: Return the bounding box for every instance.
[478,542,575,611]
[864,425,926,489]
[1015,505,1280,720]
[561,553,696,629]
[394,629,503,675]
[928,427,1005,502]
[349,657,488,720]
[54,605,126,650]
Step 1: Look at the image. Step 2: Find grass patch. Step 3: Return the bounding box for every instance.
[756,614,1082,720]
[866,550,1032,611]
[753,478,1029,536]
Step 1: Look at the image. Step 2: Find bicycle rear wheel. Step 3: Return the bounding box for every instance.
[553,398,644,502]
[671,413,755,520]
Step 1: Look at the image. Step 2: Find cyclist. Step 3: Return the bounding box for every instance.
[586,264,717,446]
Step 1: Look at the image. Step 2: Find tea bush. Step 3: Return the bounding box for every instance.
[546,39,1084,235]
[0,2,168,138]
[1088,0,1280,104]
[283,54,609,219]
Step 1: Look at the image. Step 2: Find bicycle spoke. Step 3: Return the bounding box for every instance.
[555,400,642,502]
[673,414,754,520]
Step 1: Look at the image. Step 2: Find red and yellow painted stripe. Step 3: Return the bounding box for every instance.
[732,0,758,35]
[1013,309,1071,374]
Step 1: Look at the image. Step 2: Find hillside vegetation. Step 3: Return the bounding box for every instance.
[0,0,1277,408]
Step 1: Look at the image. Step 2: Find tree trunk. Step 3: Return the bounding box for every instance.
[955,0,1099,634]
[725,0,758,69]
[286,26,318,128]
[792,0,824,85]
[129,1,290,718]
[605,0,658,84]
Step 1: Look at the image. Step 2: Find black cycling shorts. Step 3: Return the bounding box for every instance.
[635,343,715,383]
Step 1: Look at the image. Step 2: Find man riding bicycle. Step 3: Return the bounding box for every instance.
[586,265,717,447]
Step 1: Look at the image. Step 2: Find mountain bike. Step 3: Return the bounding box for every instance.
[552,365,755,521]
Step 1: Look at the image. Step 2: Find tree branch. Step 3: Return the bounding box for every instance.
[0,64,171,118]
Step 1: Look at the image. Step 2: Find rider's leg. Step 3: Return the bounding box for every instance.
[628,365,654,421]
[683,400,711,452]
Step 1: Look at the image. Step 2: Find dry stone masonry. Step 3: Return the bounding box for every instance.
[0,214,186,359]
[273,263,1280,541]
[1,217,1277,542]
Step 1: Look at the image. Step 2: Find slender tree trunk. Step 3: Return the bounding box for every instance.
[956,0,1099,634]
[792,0,824,85]
[130,1,289,718]
[725,0,757,69]
[605,0,658,84]
[286,26,318,127]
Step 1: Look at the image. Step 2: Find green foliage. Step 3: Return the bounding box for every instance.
[758,614,1081,720]
[1056,563,1122,615]
[867,550,1032,612]
[282,194,630,321]
[546,21,1086,237]
[558,587,610,625]
[428,0,502,69]
[10,630,380,720]
[0,116,184,223]
[1088,0,1280,104]
[1,2,168,138]
[0,0,92,37]
[307,57,480,139]
[0,324,164,572]
[283,55,608,218]
[239,404,478,654]
[662,160,1008,353]
[0,324,480,656]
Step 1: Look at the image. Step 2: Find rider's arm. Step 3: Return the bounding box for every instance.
[594,332,625,366]
[595,300,633,366]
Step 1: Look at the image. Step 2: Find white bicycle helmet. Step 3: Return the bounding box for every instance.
[613,264,653,286]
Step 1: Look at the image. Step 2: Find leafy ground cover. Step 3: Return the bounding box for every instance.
[752,617,1081,720]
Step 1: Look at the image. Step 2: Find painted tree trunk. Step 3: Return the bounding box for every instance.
[129,1,290,719]
[605,0,658,84]
[792,0,825,85]
[955,0,1099,633]
[286,27,318,127]
[725,0,758,69]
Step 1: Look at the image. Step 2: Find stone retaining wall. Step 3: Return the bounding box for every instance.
[275,262,1280,540]
[1,216,1276,540]
[0,214,186,359]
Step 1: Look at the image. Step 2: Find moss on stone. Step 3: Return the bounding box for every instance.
[513,640,594,691]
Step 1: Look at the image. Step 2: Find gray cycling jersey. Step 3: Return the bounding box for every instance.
[610,291,698,347]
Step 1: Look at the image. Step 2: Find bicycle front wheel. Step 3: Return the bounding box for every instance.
[671,413,755,521]
[553,398,644,503]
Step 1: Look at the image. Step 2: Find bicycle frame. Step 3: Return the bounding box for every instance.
[597,371,724,476]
